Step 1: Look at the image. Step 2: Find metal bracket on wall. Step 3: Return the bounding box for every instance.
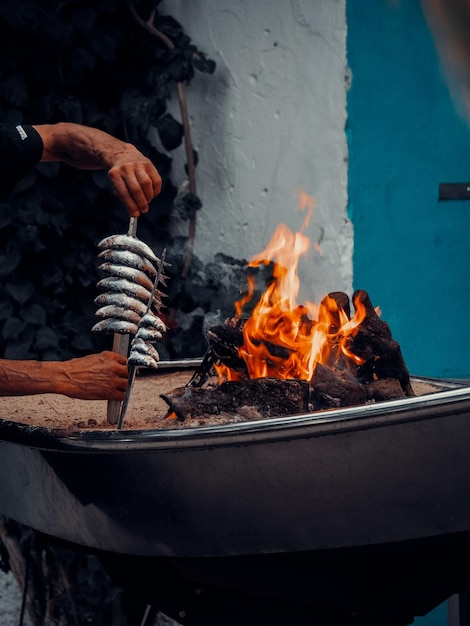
[439,183,470,200]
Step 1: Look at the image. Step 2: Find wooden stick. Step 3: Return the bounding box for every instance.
[106,217,138,425]
[106,333,130,425]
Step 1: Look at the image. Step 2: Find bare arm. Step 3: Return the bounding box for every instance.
[0,351,129,401]
[32,122,162,218]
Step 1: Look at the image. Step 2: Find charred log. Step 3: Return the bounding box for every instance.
[310,362,367,409]
[320,291,351,333]
[205,323,248,375]
[161,378,311,421]
[353,290,393,338]
[347,290,415,397]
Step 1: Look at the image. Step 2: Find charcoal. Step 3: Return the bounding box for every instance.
[161,377,311,421]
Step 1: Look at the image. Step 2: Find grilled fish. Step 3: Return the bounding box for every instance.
[135,327,163,342]
[129,337,160,361]
[91,319,138,335]
[97,234,160,265]
[139,313,167,332]
[96,277,155,303]
[96,277,166,308]
[127,353,160,369]
[98,263,155,291]
[98,249,158,278]
[95,305,142,325]
[94,292,149,316]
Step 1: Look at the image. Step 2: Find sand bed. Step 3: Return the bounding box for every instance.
[0,369,449,432]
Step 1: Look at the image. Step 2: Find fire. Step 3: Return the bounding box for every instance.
[218,219,368,384]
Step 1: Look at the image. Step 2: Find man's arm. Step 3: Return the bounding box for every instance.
[0,351,129,401]
[33,122,163,218]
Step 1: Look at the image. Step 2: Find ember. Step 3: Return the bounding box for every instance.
[162,222,413,422]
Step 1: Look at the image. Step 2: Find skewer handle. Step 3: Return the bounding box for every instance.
[128,216,138,237]
[107,333,130,425]
[106,216,138,425]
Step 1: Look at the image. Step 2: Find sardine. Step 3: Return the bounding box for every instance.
[97,234,160,265]
[139,313,167,332]
[135,327,163,342]
[96,278,166,310]
[127,353,160,369]
[94,292,148,316]
[98,263,155,291]
[96,277,154,303]
[130,337,160,361]
[98,249,158,278]
[95,305,142,325]
[91,319,138,335]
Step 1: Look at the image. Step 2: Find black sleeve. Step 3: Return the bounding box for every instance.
[0,124,43,200]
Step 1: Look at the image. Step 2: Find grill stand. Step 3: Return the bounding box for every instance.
[91,531,470,625]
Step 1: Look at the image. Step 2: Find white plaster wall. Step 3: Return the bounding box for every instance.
[157,0,352,304]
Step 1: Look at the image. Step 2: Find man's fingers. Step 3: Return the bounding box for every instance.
[110,174,153,216]
[108,161,162,216]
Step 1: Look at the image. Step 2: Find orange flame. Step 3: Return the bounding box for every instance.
[218,215,368,384]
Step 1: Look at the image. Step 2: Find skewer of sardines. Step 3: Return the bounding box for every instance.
[117,250,169,429]
[92,232,170,428]
[92,234,169,336]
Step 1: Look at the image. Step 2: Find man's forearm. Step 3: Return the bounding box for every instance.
[33,122,138,170]
[0,352,129,400]
[32,122,162,217]
[0,360,65,396]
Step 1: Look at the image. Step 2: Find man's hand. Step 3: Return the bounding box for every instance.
[60,351,129,400]
[34,123,163,217]
[107,149,163,218]
[0,351,129,400]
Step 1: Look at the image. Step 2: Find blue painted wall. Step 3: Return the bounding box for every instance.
[347,0,470,379]
[414,600,448,626]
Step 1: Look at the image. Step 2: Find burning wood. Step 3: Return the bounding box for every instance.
[346,289,414,397]
[161,220,414,424]
[161,289,414,422]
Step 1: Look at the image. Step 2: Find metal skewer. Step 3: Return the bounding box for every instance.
[117,248,167,430]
